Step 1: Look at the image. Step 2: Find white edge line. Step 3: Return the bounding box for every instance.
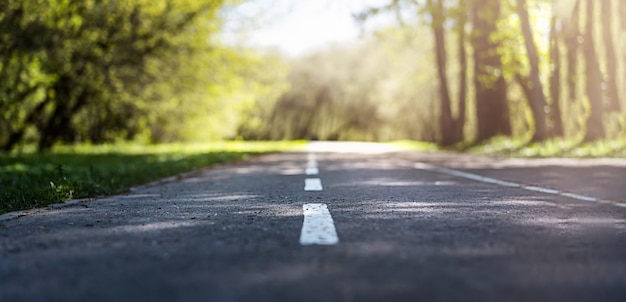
[560,192,598,202]
[414,162,623,207]
[492,180,521,187]
[523,185,560,195]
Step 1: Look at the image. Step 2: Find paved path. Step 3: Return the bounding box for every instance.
[1,142,626,302]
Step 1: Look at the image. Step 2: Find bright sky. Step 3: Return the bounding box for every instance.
[238,0,391,56]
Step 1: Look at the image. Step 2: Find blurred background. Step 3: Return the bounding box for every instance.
[1,0,625,151]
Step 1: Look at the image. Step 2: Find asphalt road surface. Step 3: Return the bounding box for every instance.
[1,142,626,302]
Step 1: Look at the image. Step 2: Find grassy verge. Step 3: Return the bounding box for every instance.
[390,140,440,151]
[464,137,626,158]
[0,141,305,215]
[393,137,626,158]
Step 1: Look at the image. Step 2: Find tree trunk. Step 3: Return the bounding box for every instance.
[427,0,455,145]
[582,0,605,141]
[1,98,49,151]
[36,80,88,151]
[453,0,467,143]
[622,1,626,109]
[470,0,511,142]
[563,0,580,104]
[516,0,548,142]
[549,15,564,137]
[601,0,620,111]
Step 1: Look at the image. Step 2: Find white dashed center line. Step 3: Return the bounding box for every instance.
[305,167,319,175]
[306,153,319,175]
[300,153,337,245]
[304,178,323,191]
[300,203,339,245]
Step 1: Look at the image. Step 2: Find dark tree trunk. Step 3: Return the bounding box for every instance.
[427,0,455,145]
[582,0,605,141]
[1,99,49,151]
[36,80,88,151]
[549,15,564,137]
[453,0,467,143]
[622,1,626,108]
[563,0,580,104]
[516,0,548,142]
[470,0,510,142]
[601,0,620,111]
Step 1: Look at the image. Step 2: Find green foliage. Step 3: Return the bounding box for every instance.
[240,26,440,142]
[0,141,305,214]
[390,140,440,151]
[2,0,625,151]
[0,0,279,150]
[466,136,626,158]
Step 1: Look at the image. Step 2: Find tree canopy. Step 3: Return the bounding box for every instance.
[0,0,280,150]
[2,0,625,151]
[241,0,626,145]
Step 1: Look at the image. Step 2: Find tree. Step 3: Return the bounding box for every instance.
[426,0,455,145]
[600,0,620,112]
[516,0,548,142]
[622,2,626,112]
[427,0,467,146]
[548,14,564,137]
[470,0,511,142]
[452,0,468,143]
[249,27,442,142]
[622,1,626,70]
[561,0,580,105]
[581,0,605,141]
[356,0,467,145]
[0,0,230,151]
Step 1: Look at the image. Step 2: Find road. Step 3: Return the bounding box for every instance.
[1,142,626,302]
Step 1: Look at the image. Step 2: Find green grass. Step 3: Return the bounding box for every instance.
[464,137,626,158]
[390,140,440,151]
[4,138,623,215]
[0,141,305,215]
[393,136,626,158]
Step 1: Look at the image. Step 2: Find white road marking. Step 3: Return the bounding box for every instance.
[304,153,320,175]
[306,153,319,175]
[305,178,323,191]
[523,186,560,195]
[415,162,624,207]
[492,179,521,187]
[300,203,339,245]
[560,192,598,202]
[305,167,319,175]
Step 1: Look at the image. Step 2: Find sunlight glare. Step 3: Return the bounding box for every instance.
[245,0,391,56]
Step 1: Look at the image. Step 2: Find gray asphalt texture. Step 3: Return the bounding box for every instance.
[1,143,626,302]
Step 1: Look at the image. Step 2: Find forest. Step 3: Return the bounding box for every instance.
[1,0,626,151]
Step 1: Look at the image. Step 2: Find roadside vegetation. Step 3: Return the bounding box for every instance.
[3,137,625,215]
[465,137,626,158]
[3,1,626,151]
[396,137,626,158]
[0,141,304,215]
[2,1,626,214]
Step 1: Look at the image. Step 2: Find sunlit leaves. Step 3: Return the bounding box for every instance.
[0,0,259,150]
